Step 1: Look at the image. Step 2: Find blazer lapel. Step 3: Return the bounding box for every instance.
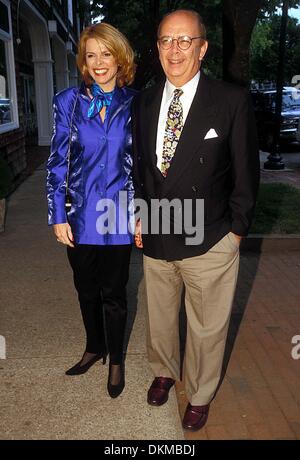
[143,82,165,175]
[162,73,217,194]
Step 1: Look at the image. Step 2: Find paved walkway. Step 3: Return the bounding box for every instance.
[260,147,300,189]
[0,155,300,440]
[0,167,183,440]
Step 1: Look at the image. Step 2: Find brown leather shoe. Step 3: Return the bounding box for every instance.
[182,403,210,431]
[147,377,175,406]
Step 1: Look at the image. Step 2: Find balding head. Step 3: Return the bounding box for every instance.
[158,10,206,40]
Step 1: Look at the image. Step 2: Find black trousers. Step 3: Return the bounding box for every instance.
[67,244,132,364]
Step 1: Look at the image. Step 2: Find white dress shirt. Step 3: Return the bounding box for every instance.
[156,71,200,171]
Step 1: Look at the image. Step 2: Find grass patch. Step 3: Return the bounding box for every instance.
[250,183,300,234]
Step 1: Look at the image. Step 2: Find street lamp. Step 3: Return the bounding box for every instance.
[264,0,289,170]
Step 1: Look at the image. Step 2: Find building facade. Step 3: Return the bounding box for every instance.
[0,0,90,182]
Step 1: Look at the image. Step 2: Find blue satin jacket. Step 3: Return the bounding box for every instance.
[46,84,137,245]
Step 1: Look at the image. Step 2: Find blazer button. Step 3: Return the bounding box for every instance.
[137,156,141,161]
[199,157,204,164]
[192,186,197,192]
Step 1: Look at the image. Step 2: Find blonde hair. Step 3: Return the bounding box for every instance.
[77,23,136,87]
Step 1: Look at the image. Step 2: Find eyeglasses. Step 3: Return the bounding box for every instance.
[158,35,202,50]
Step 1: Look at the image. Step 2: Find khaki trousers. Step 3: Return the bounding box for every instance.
[143,232,240,405]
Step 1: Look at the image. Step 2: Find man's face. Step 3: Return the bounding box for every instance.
[157,12,208,87]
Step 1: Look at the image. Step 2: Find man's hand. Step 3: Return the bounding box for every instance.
[135,219,143,249]
[53,223,74,248]
[232,233,242,245]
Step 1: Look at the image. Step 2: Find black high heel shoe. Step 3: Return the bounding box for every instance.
[107,361,125,398]
[65,352,107,376]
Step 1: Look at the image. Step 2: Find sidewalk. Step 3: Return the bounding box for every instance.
[0,160,300,440]
[0,166,183,440]
[260,147,300,189]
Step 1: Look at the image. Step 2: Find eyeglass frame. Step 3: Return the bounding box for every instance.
[157,35,203,50]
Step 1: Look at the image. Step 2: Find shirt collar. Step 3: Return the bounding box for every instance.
[165,71,200,101]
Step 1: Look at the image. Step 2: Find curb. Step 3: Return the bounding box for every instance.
[241,234,300,252]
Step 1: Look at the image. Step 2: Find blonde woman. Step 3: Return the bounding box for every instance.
[47,23,136,398]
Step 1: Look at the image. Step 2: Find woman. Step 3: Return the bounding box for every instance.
[46,23,136,398]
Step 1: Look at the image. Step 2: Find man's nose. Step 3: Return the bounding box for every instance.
[170,39,180,51]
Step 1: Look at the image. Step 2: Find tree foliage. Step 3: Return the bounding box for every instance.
[90,0,222,88]
[88,0,300,88]
[250,11,300,84]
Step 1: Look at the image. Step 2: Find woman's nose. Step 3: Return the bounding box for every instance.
[96,55,103,65]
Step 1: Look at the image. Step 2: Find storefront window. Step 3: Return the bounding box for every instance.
[0,40,11,125]
[0,0,18,133]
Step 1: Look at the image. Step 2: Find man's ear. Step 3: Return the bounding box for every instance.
[199,40,208,61]
[157,41,162,60]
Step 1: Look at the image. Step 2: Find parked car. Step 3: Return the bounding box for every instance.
[0,98,11,124]
[251,86,300,150]
[296,116,300,143]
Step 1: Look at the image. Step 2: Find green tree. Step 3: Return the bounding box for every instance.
[250,12,300,84]
[90,0,223,88]
[89,0,300,88]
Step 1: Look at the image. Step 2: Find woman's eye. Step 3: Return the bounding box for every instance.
[87,54,94,58]
[104,53,111,57]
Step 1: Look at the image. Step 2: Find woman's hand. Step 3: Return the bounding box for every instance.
[134,219,143,249]
[53,223,74,248]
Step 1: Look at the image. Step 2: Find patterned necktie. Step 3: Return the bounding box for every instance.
[161,88,183,177]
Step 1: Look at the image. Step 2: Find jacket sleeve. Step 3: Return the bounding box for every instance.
[46,95,70,225]
[122,112,134,202]
[229,90,260,236]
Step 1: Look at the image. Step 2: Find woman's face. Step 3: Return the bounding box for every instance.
[85,38,118,92]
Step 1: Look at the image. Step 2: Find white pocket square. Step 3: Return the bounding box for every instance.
[204,128,218,140]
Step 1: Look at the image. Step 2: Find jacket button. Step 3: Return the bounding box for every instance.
[199,157,204,164]
[138,156,141,160]
[100,163,105,169]
[192,186,197,192]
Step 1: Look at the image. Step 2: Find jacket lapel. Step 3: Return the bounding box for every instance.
[107,86,129,128]
[143,81,165,177]
[162,73,217,195]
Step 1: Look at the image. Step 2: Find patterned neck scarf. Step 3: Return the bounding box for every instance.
[87,83,115,118]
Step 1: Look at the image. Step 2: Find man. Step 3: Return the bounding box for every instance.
[132,9,260,431]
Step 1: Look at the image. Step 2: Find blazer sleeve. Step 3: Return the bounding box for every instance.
[229,90,260,236]
[46,95,70,225]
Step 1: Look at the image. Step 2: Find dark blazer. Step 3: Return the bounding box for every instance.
[132,72,260,261]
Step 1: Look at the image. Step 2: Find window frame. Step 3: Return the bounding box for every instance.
[0,0,19,134]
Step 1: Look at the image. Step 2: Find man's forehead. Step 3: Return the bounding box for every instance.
[159,14,199,36]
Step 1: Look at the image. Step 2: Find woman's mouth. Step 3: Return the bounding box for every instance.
[94,69,108,75]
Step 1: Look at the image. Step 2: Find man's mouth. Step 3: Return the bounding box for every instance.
[168,59,183,65]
